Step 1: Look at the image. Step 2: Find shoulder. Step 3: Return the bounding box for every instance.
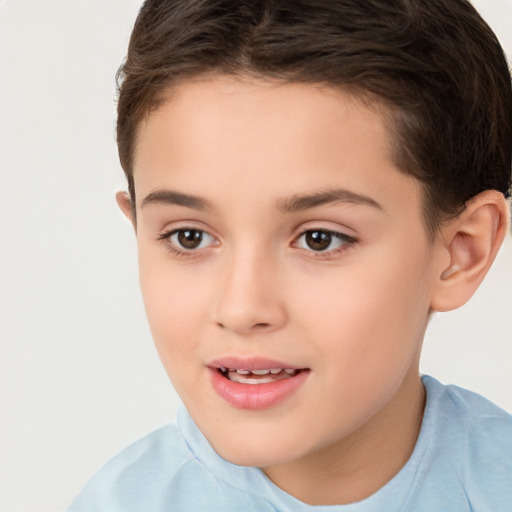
[434,377,512,447]
[444,381,512,469]
[96,422,193,479]
[66,421,265,512]
[423,375,512,430]
[66,423,198,512]
[422,376,512,509]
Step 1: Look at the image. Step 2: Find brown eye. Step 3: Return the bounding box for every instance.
[158,227,217,255]
[176,229,204,249]
[295,229,355,254]
[305,230,332,251]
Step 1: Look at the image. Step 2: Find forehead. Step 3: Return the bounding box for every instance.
[136,76,392,163]
[133,75,421,217]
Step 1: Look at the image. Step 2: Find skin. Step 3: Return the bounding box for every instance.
[117,75,508,505]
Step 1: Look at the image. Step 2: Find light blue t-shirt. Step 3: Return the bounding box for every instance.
[67,376,512,511]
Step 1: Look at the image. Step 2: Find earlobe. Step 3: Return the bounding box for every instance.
[430,190,509,312]
[115,190,136,229]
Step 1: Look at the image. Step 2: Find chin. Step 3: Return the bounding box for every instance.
[215,445,286,468]
[207,430,302,468]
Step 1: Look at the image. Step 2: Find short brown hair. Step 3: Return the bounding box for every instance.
[116,0,512,237]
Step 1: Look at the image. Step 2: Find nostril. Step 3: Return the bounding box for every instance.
[215,321,269,332]
[252,322,271,330]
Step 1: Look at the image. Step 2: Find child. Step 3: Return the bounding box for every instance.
[68,0,512,510]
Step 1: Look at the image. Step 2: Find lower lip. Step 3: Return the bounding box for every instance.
[209,368,310,410]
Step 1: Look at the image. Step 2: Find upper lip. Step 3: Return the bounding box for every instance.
[207,356,305,371]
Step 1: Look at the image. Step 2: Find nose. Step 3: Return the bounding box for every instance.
[213,250,287,335]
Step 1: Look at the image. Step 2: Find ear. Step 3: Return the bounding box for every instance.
[115,190,136,230]
[430,190,509,312]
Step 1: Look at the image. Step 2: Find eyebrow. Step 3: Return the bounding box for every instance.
[140,187,383,213]
[141,189,212,211]
[276,188,383,213]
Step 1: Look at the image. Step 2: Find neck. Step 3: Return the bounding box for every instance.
[262,372,426,506]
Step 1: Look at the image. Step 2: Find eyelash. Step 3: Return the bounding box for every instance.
[293,229,357,257]
[156,227,357,258]
[156,228,216,258]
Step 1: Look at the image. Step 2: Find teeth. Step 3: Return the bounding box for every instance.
[250,369,271,375]
[229,373,277,384]
[217,367,301,377]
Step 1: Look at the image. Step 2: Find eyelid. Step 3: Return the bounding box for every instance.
[156,223,219,256]
[295,228,355,246]
[292,226,358,257]
[293,218,358,236]
[171,229,216,249]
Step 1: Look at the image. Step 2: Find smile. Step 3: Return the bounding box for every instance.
[218,367,300,384]
[208,359,310,410]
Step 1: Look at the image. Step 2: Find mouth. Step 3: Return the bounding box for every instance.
[208,358,310,410]
[217,367,304,384]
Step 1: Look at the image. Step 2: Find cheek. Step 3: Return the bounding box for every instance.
[290,260,430,435]
[297,252,431,377]
[137,252,209,370]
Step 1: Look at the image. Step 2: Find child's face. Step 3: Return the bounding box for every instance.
[129,76,442,470]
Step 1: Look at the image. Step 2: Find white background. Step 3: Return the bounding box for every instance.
[0,1,510,511]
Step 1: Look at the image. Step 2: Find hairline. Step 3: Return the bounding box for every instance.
[126,72,450,243]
